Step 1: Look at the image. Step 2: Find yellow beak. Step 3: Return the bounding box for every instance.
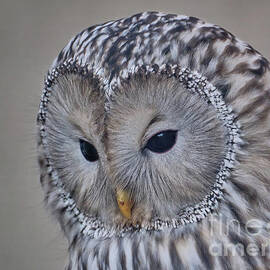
[116,189,133,219]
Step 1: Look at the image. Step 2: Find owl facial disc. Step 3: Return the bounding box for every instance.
[38,59,241,238]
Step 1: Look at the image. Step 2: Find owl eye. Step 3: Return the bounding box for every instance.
[80,139,99,162]
[145,130,177,153]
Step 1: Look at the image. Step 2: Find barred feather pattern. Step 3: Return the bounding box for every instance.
[37,12,270,269]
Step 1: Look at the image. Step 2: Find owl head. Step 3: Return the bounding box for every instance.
[37,12,270,242]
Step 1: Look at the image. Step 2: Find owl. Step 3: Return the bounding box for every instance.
[37,12,270,269]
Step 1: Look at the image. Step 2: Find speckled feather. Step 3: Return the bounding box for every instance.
[37,11,270,269]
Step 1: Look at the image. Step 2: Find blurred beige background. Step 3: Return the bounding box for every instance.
[0,0,269,269]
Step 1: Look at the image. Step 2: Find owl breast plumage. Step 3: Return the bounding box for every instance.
[37,11,270,269]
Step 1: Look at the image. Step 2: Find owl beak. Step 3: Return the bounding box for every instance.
[116,189,133,219]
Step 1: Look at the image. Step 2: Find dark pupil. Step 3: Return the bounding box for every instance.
[80,139,99,162]
[146,130,177,153]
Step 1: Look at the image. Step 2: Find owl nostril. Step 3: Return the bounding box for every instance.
[119,201,125,206]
